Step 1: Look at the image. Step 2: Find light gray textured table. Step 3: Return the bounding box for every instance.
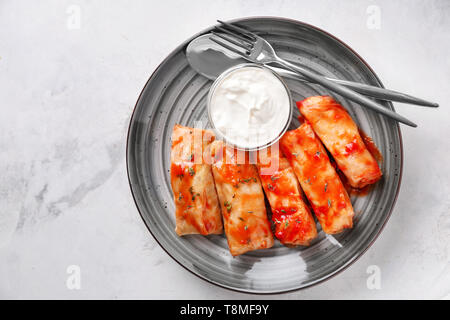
[0,0,449,299]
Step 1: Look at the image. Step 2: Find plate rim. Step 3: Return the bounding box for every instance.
[126,16,403,294]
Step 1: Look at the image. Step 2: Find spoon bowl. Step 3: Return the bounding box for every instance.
[186,34,248,80]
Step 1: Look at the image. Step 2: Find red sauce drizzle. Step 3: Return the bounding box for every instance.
[359,129,383,163]
[344,138,363,155]
[272,206,312,242]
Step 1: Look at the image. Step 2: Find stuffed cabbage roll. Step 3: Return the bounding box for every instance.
[257,145,317,245]
[170,124,223,236]
[297,96,382,188]
[210,140,274,256]
[280,122,354,234]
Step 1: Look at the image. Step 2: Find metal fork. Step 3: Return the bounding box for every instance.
[210,20,418,127]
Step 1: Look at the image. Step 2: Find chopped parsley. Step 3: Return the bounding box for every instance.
[188,167,195,176]
[281,209,286,213]
[328,199,332,208]
[238,217,245,221]
[324,182,328,192]
[285,221,289,229]
[189,187,200,201]
[244,225,248,230]
[268,183,274,191]
[271,176,279,182]
[188,153,194,161]
[224,201,232,212]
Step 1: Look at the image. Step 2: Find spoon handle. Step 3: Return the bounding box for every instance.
[275,58,417,127]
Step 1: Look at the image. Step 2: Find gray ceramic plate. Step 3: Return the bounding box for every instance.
[126,17,402,294]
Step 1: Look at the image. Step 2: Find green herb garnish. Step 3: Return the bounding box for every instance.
[224,201,232,212]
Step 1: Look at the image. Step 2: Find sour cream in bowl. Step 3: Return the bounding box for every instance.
[207,64,293,150]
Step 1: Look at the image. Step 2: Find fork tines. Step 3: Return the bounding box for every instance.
[209,35,250,56]
[214,26,253,47]
[217,20,257,41]
[210,20,258,56]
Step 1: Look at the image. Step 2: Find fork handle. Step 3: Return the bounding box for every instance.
[328,78,438,107]
[269,66,438,107]
[275,58,417,127]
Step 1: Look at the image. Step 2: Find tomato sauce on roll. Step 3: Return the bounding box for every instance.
[257,144,317,246]
[297,96,382,189]
[170,125,223,236]
[210,140,274,256]
[280,123,354,234]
